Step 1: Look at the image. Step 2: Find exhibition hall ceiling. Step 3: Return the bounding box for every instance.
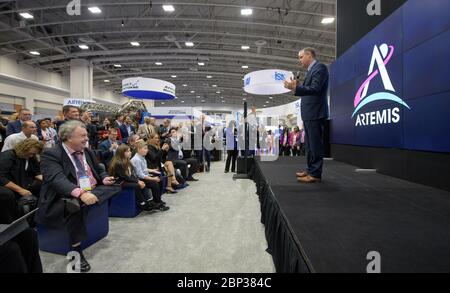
[0,0,336,107]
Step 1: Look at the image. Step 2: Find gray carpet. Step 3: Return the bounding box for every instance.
[40,161,275,273]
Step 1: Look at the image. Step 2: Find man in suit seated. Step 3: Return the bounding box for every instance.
[5,108,32,137]
[166,128,199,182]
[35,120,119,273]
[98,128,121,169]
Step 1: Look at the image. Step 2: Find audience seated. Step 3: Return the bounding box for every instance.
[35,120,119,273]
[99,128,121,169]
[146,134,180,193]
[130,140,169,212]
[165,128,199,182]
[109,144,158,211]
[2,121,39,152]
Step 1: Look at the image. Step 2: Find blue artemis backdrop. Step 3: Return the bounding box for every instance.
[330,0,450,153]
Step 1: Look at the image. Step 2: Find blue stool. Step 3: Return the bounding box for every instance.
[37,200,109,255]
[109,187,141,218]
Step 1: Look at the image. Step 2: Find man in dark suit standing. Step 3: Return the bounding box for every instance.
[98,128,121,168]
[284,47,329,183]
[119,116,135,144]
[6,108,32,137]
[35,120,118,272]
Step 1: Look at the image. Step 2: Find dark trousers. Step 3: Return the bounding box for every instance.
[225,150,238,172]
[123,182,151,204]
[0,186,17,224]
[304,119,325,178]
[0,228,43,273]
[292,146,301,156]
[281,145,291,156]
[203,149,211,168]
[143,179,162,203]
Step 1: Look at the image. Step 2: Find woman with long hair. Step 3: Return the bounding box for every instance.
[108,144,157,211]
[147,133,180,193]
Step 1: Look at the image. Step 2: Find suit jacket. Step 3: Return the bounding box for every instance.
[99,139,121,168]
[5,120,22,137]
[146,144,165,170]
[35,144,109,228]
[295,61,329,121]
[119,124,135,143]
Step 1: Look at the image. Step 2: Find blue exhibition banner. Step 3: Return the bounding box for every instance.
[330,0,450,153]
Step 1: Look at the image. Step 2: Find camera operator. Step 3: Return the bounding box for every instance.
[0,138,43,273]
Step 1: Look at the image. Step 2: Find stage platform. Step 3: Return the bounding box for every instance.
[253,157,450,273]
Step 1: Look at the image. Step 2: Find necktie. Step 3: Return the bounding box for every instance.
[72,152,87,177]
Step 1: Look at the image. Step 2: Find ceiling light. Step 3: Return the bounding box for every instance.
[321,17,335,24]
[216,91,221,94]
[182,84,188,87]
[79,45,89,50]
[19,12,34,19]
[104,80,110,83]
[242,65,249,69]
[88,7,102,14]
[114,64,122,68]
[201,100,205,103]
[222,100,226,103]
[241,8,253,16]
[130,41,140,47]
[266,101,269,104]
[185,42,194,47]
[263,105,266,107]
[163,5,175,12]
[241,45,250,50]
[190,91,195,93]
[243,98,247,101]
[161,102,165,105]
[198,62,205,66]
[29,51,40,56]
[171,75,177,78]
[181,100,185,103]
[206,75,212,79]
[196,96,201,98]
[155,62,163,66]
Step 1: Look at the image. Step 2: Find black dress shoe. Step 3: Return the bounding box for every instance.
[186,177,199,182]
[71,251,91,273]
[158,204,170,212]
[224,170,229,173]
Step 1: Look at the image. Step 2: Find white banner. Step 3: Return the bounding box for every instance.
[243,69,294,95]
[122,77,176,100]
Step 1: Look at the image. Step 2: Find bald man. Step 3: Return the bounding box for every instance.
[2,121,39,152]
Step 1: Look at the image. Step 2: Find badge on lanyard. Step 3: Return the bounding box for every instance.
[79,176,92,191]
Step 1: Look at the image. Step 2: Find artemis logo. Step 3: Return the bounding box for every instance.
[353,43,410,127]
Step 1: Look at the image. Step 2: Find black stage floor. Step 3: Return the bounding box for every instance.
[255,157,450,273]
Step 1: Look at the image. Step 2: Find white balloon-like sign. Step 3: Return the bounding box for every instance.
[122,77,176,100]
[243,69,294,95]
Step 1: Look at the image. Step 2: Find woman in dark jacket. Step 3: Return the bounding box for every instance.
[146,133,180,193]
[108,144,157,211]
